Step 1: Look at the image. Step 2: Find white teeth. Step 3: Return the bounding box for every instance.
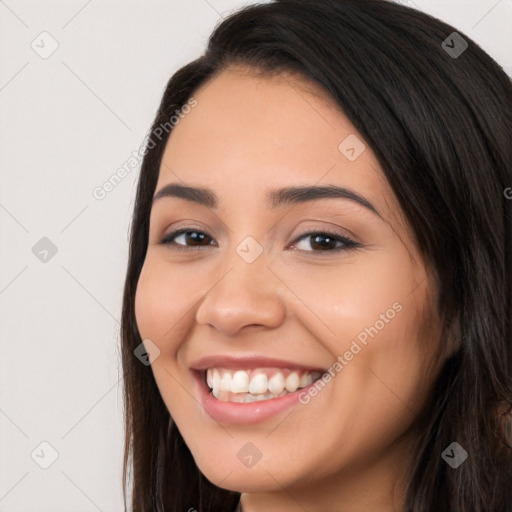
[242,394,259,402]
[285,372,300,392]
[299,373,313,388]
[229,393,246,403]
[231,371,249,393]
[220,372,232,392]
[267,372,285,395]
[212,369,221,390]
[205,367,323,402]
[310,371,322,381]
[249,373,268,394]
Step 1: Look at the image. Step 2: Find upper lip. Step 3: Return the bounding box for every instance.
[189,354,327,372]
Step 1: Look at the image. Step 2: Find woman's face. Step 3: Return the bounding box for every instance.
[135,68,447,507]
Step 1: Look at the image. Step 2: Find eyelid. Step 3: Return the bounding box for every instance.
[160,227,217,249]
[158,218,219,243]
[291,226,357,243]
[289,229,360,253]
[160,226,361,254]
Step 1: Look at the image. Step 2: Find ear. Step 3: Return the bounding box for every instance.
[496,402,512,449]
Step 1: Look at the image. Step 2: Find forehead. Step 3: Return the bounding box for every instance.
[158,67,409,238]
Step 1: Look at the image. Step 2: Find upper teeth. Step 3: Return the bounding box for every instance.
[206,368,321,399]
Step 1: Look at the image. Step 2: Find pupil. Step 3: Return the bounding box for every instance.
[313,234,334,250]
[188,231,207,245]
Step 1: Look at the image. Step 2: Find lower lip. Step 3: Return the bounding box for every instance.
[193,371,320,425]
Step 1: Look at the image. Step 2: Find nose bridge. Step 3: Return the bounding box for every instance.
[217,227,272,292]
[226,256,267,296]
[229,241,270,290]
[195,240,286,336]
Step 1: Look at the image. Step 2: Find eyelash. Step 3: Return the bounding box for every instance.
[159,228,361,254]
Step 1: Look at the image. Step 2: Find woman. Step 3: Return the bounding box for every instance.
[121,0,512,510]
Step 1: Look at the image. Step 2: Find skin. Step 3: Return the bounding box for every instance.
[134,66,452,512]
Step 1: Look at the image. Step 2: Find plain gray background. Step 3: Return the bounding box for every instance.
[0,0,511,510]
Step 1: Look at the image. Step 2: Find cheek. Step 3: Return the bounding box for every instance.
[276,250,437,416]
[134,257,200,418]
[276,248,426,351]
[134,255,197,345]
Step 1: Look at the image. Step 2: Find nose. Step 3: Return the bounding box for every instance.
[195,255,287,337]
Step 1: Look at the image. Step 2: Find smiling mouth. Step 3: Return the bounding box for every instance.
[203,367,323,403]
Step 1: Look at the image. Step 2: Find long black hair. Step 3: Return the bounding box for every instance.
[121,1,512,510]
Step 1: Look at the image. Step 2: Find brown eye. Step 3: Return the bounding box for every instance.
[291,231,360,253]
[161,229,216,249]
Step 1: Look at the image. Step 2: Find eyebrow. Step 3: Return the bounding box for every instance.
[152,183,382,218]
